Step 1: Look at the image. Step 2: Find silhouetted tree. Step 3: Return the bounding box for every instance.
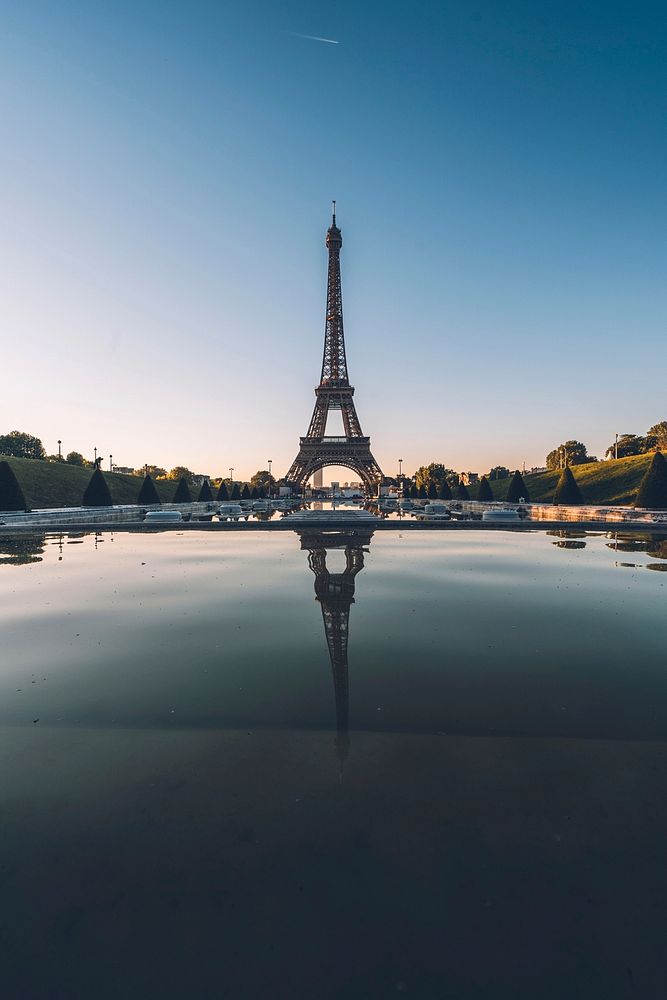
[0,460,28,511]
[635,452,667,508]
[173,477,192,503]
[437,480,452,500]
[477,476,493,502]
[0,430,46,460]
[241,484,251,500]
[427,481,438,499]
[456,482,470,501]
[646,422,667,452]
[418,484,428,499]
[553,466,584,505]
[217,481,230,501]
[197,480,214,502]
[82,468,113,507]
[546,440,591,470]
[231,483,241,501]
[167,466,194,483]
[137,474,160,504]
[604,434,647,459]
[250,486,259,500]
[507,470,530,503]
[410,484,419,499]
[414,464,457,492]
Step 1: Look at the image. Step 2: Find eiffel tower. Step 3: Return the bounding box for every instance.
[285,204,383,490]
[298,528,374,772]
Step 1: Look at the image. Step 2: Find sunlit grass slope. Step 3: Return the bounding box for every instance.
[1,452,655,510]
[481,454,653,505]
[0,456,176,509]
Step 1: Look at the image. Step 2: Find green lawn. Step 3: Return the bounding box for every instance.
[1,456,180,509]
[480,453,653,505]
[1,452,654,510]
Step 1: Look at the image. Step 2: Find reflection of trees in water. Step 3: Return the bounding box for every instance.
[0,534,46,566]
[606,534,667,559]
[298,528,373,775]
[647,539,667,560]
[647,563,667,572]
[547,530,587,550]
[0,529,111,567]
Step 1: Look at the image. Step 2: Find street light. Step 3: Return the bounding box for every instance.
[615,432,619,460]
[229,467,234,487]
[94,446,97,464]
[109,454,113,473]
[398,458,403,478]
[268,459,272,499]
[57,439,62,460]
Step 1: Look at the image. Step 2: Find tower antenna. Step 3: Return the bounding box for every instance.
[332,200,336,224]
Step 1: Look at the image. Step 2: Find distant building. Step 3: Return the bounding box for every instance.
[113,466,134,475]
[529,466,547,474]
[313,469,323,488]
[460,472,479,486]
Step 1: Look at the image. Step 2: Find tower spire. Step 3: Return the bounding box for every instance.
[332,199,336,225]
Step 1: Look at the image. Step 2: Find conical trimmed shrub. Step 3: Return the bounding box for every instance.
[241,484,251,500]
[250,486,259,500]
[230,483,241,501]
[635,451,667,509]
[217,481,230,501]
[478,476,493,502]
[173,477,192,503]
[418,484,428,499]
[438,480,452,500]
[197,480,213,502]
[82,468,113,507]
[553,466,584,505]
[456,482,470,501]
[427,481,438,499]
[410,484,419,499]
[0,460,28,511]
[137,474,160,505]
[507,471,530,504]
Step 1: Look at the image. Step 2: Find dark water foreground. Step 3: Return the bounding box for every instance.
[1,529,666,999]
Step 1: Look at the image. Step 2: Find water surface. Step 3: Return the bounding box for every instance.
[1,529,666,999]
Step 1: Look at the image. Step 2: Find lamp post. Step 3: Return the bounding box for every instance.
[398,457,403,478]
[615,432,618,460]
[94,446,97,464]
[57,439,62,460]
[229,467,234,490]
[109,454,113,473]
[267,459,272,499]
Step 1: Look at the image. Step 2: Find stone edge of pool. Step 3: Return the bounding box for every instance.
[1,519,666,534]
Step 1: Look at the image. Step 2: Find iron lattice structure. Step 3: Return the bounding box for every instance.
[298,528,374,771]
[285,206,383,490]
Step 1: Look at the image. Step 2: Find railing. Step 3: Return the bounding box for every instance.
[300,436,369,444]
[454,500,667,524]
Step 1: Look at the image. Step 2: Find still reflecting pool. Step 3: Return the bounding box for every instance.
[1,529,666,999]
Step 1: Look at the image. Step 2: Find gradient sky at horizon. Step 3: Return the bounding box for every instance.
[2,0,665,480]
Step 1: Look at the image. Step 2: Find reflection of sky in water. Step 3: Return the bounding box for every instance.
[1,530,666,740]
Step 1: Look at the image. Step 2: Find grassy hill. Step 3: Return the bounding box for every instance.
[1,456,181,509]
[1,452,655,510]
[480,453,653,506]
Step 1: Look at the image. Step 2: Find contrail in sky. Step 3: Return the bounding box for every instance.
[287,31,340,45]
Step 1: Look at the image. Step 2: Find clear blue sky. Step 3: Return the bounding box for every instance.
[2,0,665,479]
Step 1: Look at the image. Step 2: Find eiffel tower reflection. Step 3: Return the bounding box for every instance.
[297,528,374,775]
